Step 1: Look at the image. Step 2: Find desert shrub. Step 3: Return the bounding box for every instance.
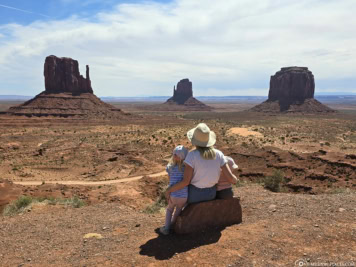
[3,195,33,216]
[45,196,86,208]
[144,183,168,214]
[263,170,286,192]
[3,195,85,216]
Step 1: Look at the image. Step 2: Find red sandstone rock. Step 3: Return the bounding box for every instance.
[165,78,212,110]
[250,67,335,113]
[269,67,314,103]
[170,78,193,104]
[4,55,127,119]
[44,55,93,94]
[174,197,242,234]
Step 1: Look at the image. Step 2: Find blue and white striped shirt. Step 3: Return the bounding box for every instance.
[166,164,188,198]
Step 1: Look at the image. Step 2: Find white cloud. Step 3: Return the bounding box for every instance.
[0,0,355,96]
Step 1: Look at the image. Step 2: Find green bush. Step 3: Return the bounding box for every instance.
[3,195,33,216]
[263,170,285,192]
[2,195,86,216]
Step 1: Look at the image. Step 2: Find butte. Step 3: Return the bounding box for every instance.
[154,79,212,111]
[250,67,335,113]
[3,55,127,119]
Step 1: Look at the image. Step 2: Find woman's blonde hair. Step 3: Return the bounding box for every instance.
[167,156,184,172]
[196,146,216,160]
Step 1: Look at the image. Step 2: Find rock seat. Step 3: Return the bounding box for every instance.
[174,197,242,234]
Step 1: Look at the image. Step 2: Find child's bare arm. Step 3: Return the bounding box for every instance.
[221,164,238,184]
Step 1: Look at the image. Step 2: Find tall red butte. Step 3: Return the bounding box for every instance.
[250,67,335,113]
[163,78,212,111]
[4,56,126,119]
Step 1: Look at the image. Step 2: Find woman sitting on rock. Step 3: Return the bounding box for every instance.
[165,123,238,203]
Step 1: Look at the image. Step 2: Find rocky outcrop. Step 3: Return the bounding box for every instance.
[174,197,242,234]
[44,55,93,94]
[250,67,334,113]
[164,79,212,111]
[3,56,127,119]
[268,67,314,103]
[170,78,193,104]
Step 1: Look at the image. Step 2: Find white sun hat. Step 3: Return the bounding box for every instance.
[173,145,188,160]
[187,123,216,147]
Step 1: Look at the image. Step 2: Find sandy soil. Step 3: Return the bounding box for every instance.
[0,183,355,266]
[227,127,264,138]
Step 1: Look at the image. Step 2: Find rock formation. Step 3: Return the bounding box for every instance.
[174,197,242,234]
[3,56,126,119]
[163,79,212,111]
[44,55,93,94]
[250,67,335,113]
[170,78,193,104]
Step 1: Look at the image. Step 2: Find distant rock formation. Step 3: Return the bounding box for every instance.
[44,55,93,94]
[164,78,212,111]
[169,78,193,104]
[250,67,335,113]
[3,56,127,119]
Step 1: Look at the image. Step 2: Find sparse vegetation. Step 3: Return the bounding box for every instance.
[3,195,86,216]
[262,170,286,192]
[144,183,168,214]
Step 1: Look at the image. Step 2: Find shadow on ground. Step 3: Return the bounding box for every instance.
[139,227,225,260]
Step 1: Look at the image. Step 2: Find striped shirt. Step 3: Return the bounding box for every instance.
[166,164,188,198]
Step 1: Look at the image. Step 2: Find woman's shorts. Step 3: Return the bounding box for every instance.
[216,187,234,199]
[188,184,216,204]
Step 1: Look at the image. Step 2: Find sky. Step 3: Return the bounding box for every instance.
[0,0,355,97]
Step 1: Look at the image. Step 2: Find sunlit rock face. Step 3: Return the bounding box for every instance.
[44,55,93,94]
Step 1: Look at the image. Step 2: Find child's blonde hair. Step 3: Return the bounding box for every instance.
[167,145,188,172]
[167,156,184,172]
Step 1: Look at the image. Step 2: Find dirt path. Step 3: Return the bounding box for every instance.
[13,170,167,186]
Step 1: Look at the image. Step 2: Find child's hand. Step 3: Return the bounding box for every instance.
[164,189,170,201]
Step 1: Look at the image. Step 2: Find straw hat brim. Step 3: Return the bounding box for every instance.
[187,127,216,147]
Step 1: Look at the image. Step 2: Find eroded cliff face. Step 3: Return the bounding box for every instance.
[44,55,93,94]
[171,78,193,104]
[250,67,334,113]
[3,55,128,119]
[164,78,211,110]
[268,67,315,103]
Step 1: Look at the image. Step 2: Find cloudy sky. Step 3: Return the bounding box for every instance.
[0,0,355,97]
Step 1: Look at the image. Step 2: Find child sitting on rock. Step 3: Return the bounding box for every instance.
[160,145,188,235]
[216,156,238,199]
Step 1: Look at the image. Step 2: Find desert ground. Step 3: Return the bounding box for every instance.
[0,99,355,266]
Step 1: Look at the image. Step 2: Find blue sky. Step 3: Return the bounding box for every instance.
[0,0,355,96]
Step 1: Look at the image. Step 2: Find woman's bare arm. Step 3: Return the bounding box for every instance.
[221,163,238,184]
[165,164,193,200]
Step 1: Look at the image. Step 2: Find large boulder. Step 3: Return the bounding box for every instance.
[44,55,93,94]
[174,197,242,234]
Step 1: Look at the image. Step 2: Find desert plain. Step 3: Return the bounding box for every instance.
[0,99,355,266]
